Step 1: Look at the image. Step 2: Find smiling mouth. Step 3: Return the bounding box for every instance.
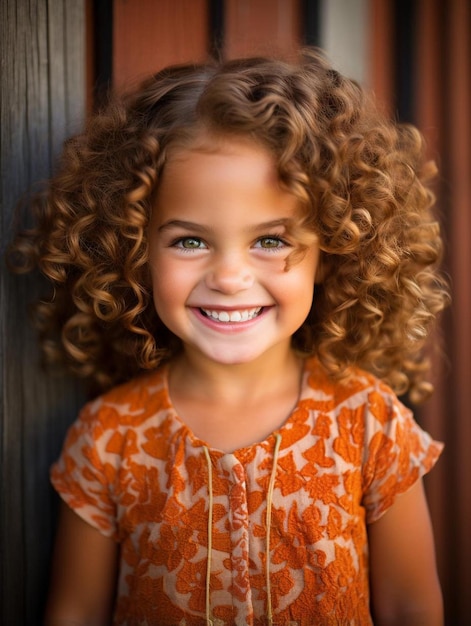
[200,307,263,323]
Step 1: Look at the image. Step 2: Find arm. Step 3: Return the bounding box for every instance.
[368,479,443,626]
[44,501,119,626]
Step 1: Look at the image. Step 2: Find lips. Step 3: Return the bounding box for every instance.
[200,307,262,323]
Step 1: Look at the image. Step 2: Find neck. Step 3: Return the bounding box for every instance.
[169,344,302,404]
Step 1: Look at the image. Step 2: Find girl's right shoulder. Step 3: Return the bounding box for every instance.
[77,365,171,432]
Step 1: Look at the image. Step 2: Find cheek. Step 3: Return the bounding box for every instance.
[272,272,314,323]
[282,266,317,320]
[282,256,317,298]
[149,257,194,315]
[149,257,173,307]
[151,283,182,335]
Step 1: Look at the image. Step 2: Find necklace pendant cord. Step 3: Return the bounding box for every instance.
[266,433,282,625]
[203,445,215,626]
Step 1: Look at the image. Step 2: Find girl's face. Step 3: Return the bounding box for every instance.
[148,137,320,368]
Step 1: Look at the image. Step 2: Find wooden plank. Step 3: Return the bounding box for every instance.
[0,1,86,623]
[414,0,450,610]
[447,0,471,621]
[48,0,68,158]
[225,0,301,59]
[368,0,394,115]
[113,0,209,91]
[1,2,37,620]
[64,0,87,130]
[319,0,369,85]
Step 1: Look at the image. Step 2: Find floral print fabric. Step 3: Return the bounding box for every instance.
[51,357,442,625]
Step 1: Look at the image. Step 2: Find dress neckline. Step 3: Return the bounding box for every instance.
[159,357,315,459]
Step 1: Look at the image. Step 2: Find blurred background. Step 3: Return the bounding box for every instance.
[1,1,469,624]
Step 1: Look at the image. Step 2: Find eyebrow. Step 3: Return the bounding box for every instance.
[158,218,293,233]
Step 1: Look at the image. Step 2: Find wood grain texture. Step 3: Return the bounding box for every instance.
[370,1,471,622]
[1,1,86,623]
[225,0,301,59]
[446,0,471,620]
[113,0,209,91]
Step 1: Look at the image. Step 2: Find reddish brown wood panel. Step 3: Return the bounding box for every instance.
[414,0,471,622]
[113,0,209,91]
[368,0,394,115]
[414,0,449,602]
[225,0,301,59]
[415,0,443,158]
[369,1,471,622]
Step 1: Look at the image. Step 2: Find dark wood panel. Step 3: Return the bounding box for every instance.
[446,0,471,621]
[0,1,86,623]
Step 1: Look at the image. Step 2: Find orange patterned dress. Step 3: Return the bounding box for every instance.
[51,357,442,625]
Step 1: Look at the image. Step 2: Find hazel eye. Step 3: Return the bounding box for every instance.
[256,236,288,249]
[174,237,206,249]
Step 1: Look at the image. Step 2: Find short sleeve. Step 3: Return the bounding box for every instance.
[361,387,443,524]
[50,399,118,539]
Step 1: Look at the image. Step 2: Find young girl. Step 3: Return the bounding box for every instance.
[12,49,448,625]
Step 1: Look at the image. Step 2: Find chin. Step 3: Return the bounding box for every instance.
[208,352,260,366]
[201,344,278,366]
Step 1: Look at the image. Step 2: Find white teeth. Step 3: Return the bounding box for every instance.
[202,307,262,323]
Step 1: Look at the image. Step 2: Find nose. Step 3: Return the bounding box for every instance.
[205,253,254,294]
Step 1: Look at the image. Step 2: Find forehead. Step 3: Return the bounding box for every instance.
[152,137,305,231]
[161,136,281,189]
[167,132,273,164]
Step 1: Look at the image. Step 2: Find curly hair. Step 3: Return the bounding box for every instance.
[9,48,449,401]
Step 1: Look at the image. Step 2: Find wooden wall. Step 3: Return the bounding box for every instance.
[111,0,309,92]
[419,1,471,621]
[371,1,471,623]
[1,1,86,623]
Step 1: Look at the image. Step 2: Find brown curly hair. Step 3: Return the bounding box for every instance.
[9,48,449,401]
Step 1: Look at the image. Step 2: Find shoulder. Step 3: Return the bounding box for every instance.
[301,357,442,513]
[55,365,173,472]
[79,365,171,431]
[303,356,402,418]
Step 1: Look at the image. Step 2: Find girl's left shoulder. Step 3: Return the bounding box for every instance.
[303,356,403,413]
